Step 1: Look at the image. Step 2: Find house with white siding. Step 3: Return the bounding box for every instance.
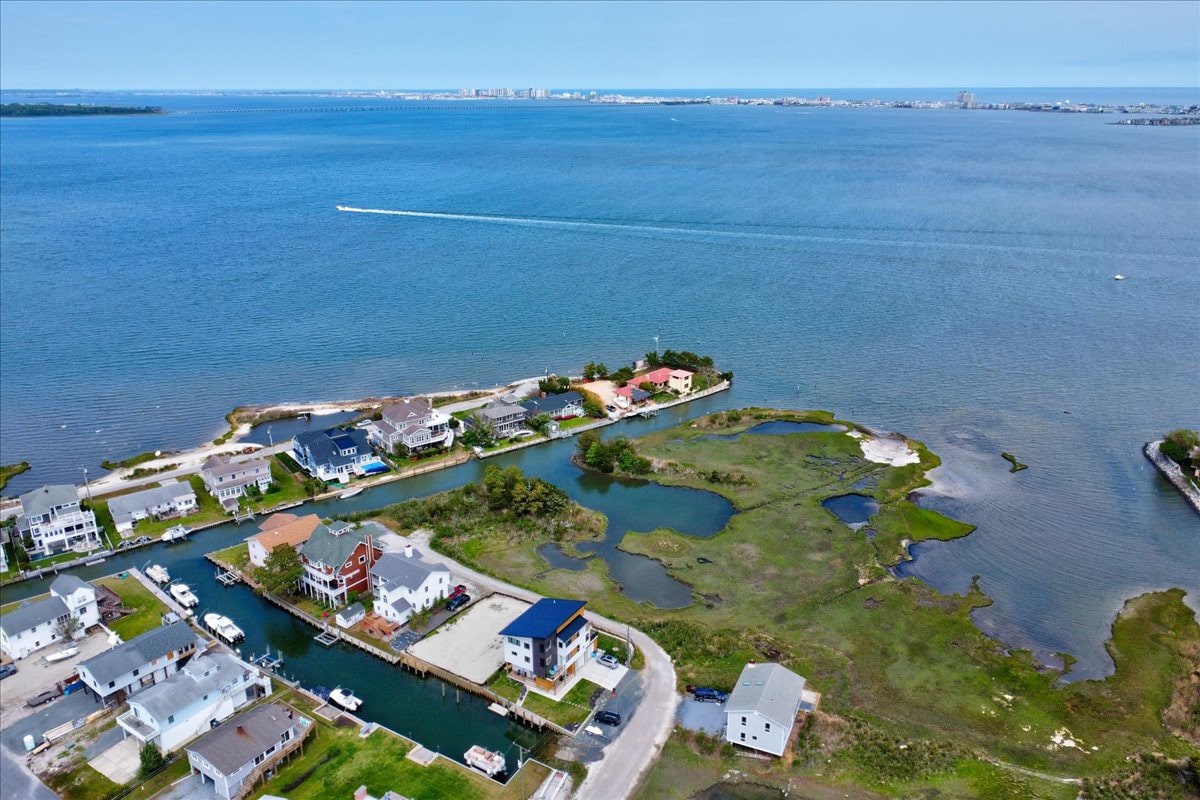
[116,652,271,752]
[77,620,202,705]
[15,484,101,556]
[200,455,273,512]
[367,398,453,455]
[500,598,596,694]
[108,480,198,534]
[0,574,99,659]
[724,662,811,756]
[186,703,308,800]
[369,547,450,626]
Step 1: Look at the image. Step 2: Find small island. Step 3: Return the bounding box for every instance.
[0,103,164,117]
[1146,428,1200,513]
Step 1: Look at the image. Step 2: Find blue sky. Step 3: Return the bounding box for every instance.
[2,1,1197,90]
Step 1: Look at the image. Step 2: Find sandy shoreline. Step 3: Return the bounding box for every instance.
[847,430,921,466]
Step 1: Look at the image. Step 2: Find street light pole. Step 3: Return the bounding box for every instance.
[80,467,92,502]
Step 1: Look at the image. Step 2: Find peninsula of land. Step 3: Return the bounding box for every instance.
[0,103,164,117]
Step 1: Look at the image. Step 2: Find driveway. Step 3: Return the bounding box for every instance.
[677,697,726,735]
[153,773,217,800]
[0,747,57,800]
[88,736,140,784]
[578,657,628,691]
[407,529,679,800]
[0,629,110,712]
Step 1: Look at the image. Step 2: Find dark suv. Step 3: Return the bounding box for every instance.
[595,710,622,726]
[446,594,470,612]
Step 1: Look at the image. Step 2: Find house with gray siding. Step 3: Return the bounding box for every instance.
[108,479,199,534]
[186,703,307,800]
[77,620,202,705]
[200,455,272,512]
[15,484,101,556]
[724,662,810,756]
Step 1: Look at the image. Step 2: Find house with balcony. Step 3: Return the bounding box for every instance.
[117,652,271,753]
[292,427,380,484]
[473,401,528,439]
[186,703,308,800]
[369,547,451,626]
[614,385,652,407]
[668,369,695,394]
[15,484,101,557]
[367,398,453,455]
[724,662,815,757]
[246,512,322,568]
[519,391,585,421]
[500,598,596,693]
[77,620,202,705]
[200,455,273,513]
[108,479,199,534]
[298,521,385,606]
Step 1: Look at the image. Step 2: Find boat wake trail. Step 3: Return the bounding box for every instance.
[334,206,1188,260]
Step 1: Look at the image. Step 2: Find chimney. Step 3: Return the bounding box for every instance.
[404,544,414,559]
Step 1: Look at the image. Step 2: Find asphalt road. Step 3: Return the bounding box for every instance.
[0,746,58,800]
[409,529,679,800]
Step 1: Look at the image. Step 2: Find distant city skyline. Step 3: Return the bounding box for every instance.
[1,1,1198,91]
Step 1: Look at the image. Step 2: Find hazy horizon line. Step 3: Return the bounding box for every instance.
[3,84,1198,93]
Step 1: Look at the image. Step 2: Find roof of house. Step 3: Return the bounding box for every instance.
[19,484,79,516]
[107,481,196,525]
[480,402,526,421]
[390,597,413,614]
[370,550,447,591]
[187,703,297,775]
[0,595,69,637]
[371,418,399,437]
[519,391,583,416]
[724,662,807,727]
[299,522,381,568]
[640,368,673,384]
[556,613,589,643]
[128,652,250,724]
[201,454,270,479]
[50,574,94,598]
[249,514,321,555]
[258,512,298,532]
[79,621,198,686]
[382,398,432,426]
[500,598,586,640]
[293,427,370,468]
[615,386,652,401]
[669,369,694,378]
[338,602,365,619]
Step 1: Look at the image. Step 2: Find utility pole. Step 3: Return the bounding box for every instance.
[80,467,92,502]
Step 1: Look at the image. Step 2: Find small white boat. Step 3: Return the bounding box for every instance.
[1113,274,1125,280]
[169,583,199,608]
[203,613,245,643]
[329,687,362,711]
[464,744,506,777]
[487,702,509,717]
[339,487,363,499]
[45,646,79,663]
[146,565,171,584]
[161,525,190,543]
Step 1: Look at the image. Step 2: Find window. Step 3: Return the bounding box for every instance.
[167,715,174,724]
[133,669,139,676]
[281,730,291,743]
[108,681,115,688]
[740,716,746,726]
[358,555,365,564]
[764,722,771,732]
[524,656,531,664]
[254,754,265,766]
[752,735,758,741]
[739,732,746,741]
[523,642,530,650]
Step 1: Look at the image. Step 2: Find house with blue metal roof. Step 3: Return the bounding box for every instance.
[500,598,596,692]
[291,427,380,483]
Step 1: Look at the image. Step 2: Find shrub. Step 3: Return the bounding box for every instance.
[138,743,166,778]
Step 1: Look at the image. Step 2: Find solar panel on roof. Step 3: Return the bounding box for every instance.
[331,435,356,450]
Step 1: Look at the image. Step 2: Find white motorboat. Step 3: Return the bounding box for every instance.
[169,583,199,608]
[161,525,190,543]
[338,487,363,499]
[203,613,244,643]
[145,565,171,584]
[1113,274,1126,280]
[45,646,79,663]
[328,687,362,711]
[464,745,506,777]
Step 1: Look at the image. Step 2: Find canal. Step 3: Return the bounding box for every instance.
[1,394,735,769]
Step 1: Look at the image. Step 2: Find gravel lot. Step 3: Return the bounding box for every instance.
[407,594,530,684]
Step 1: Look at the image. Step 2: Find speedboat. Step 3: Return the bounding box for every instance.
[169,583,199,608]
[328,687,362,711]
[45,646,79,663]
[161,525,190,543]
[339,487,363,499]
[1113,274,1126,280]
[146,564,170,584]
[203,613,244,643]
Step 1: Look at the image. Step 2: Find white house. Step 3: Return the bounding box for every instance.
[367,398,454,455]
[474,401,528,438]
[15,484,101,556]
[200,455,272,512]
[116,652,271,753]
[77,620,202,705]
[500,598,596,693]
[107,480,199,534]
[187,703,306,800]
[335,602,366,629]
[369,547,451,626]
[0,574,99,659]
[724,662,809,757]
[292,427,377,483]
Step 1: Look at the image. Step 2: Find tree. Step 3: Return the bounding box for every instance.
[138,743,166,778]
[610,366,634,384]
[254,543,305,596]
[56,614,82,641]
[302,477,325,497]
[462,414,496,448]
[1161,429,1199,466]
[645,351,661,369]
[576,430,601,458]
[594,362,609,379]
[583,362,599,381]
[528,413,552,436]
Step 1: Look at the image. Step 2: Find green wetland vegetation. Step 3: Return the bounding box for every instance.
[0,461,30,492]
[355,409,1198,799]
[0,102,164,117]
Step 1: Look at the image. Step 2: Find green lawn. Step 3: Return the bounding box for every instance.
[486,669,524,702]
[210,542,251,574]
[96,475,230,541]
[241,458,310,511]
[520,678,600,728]
[595,632,643,669]
[252,711,549,800]
[96,574,170,639]
[556,415,596,431]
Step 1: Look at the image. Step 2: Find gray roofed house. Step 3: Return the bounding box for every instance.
[77,620,201,702]
[369,548,451,627]
[2,575,101,659]
[186,703,304,800]
[519,391,584,420]
[50,573,92,597]
[18,484,79,518]
[0,596,69,640]
[368,398,452,454]
[108,480,199,533]
[724,662,808,756]
[16,483,102,557]
[200,454,272,512]
[474,401,528,437]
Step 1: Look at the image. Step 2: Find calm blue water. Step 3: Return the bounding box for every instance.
[822,494,880,527]
[2,92,1198,681]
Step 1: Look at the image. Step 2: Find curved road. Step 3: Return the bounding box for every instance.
[409,530,679,800]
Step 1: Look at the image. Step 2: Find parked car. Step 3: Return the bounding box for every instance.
[133,536,152,545]
[0,663,17,679]
[446,594,470,612]
[26,690,59,707]
[448,584,468,599]
[691,687,728,703]
[595,710,622,726]
[116,540,134,550]
[598,653,621,670]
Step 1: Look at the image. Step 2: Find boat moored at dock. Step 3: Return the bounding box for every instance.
[145,564,171,584]
[329,687,362,711]
[464,744,506,778]
[169,582,199,607]
[203,613,244,643]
